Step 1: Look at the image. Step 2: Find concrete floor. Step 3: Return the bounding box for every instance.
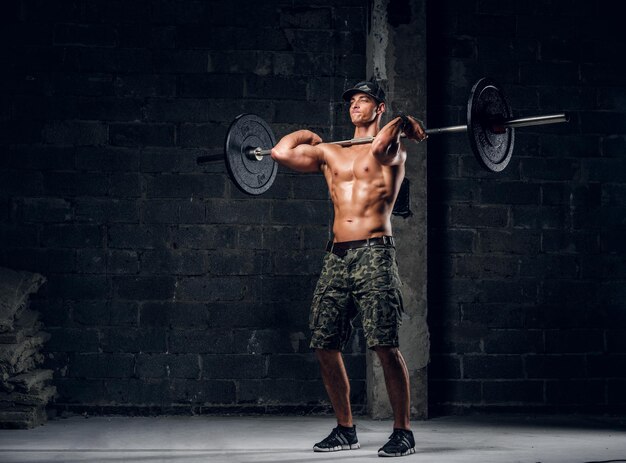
[0,414,625,463]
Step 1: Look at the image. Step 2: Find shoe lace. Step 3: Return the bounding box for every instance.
[387,430,409,447]
[324,427,342,443]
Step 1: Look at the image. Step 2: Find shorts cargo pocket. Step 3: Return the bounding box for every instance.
[309,283,328,329]
[372,286,404,325]
[393,287,405,319]
[361,285,405,349]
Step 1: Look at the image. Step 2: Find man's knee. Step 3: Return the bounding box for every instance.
[373,345,401,364]
[315,348,342,362]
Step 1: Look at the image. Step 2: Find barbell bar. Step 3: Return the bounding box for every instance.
[244,112,569,159]
[197,77,570,195]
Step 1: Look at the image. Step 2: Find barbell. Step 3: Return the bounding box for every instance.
[197,77,569,195]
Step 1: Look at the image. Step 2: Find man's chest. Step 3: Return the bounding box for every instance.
[324,149,383,182]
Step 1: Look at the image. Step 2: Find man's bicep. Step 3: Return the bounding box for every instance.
[292,144,324,172]
[372,139,405,166]
[271,140,324,173]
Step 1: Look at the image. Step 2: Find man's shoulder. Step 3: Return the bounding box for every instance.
[316,142,344,164]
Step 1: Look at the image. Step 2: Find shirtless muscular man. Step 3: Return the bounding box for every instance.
[270,80,427,458]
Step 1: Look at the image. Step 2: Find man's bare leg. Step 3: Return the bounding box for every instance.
[374,346,411,430]
[316,348,353,427]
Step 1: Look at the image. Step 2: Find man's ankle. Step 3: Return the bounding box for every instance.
[393,425,411,432]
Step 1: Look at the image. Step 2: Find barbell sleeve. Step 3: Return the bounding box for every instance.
[243,112,568,159]
[196,153,225,164]
[502,113,569,129]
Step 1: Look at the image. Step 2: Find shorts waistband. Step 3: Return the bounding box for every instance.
[326,236,395,257]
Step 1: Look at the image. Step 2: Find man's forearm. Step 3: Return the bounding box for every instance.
[371,117,405,163]
[275,130,321,151]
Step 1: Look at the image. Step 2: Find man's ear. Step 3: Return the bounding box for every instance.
[377,102,386,115]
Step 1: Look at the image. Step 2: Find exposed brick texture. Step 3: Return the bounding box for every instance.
[1,0,367,415]
[427,0,626,414]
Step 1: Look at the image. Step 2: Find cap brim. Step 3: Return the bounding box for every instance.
[342,89,383,103]
[341,89,359,101]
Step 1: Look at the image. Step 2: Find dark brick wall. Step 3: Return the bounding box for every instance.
[1,0,367,414]
[427,0,626,414]
[5,0,625,417]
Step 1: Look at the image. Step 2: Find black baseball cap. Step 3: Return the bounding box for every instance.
[342,80,386,104]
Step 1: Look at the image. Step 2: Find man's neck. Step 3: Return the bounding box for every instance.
[353,121,380,139]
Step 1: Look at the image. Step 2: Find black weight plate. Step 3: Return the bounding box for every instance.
[224,114,277,195]
[467,78,515,172]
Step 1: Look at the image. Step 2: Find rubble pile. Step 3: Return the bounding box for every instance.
[0,267,55,429]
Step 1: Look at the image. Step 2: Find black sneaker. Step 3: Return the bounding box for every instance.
[378,428,416,457]
[313,425,360,452]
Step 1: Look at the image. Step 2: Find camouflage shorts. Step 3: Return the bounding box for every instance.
[309,243,404,351]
